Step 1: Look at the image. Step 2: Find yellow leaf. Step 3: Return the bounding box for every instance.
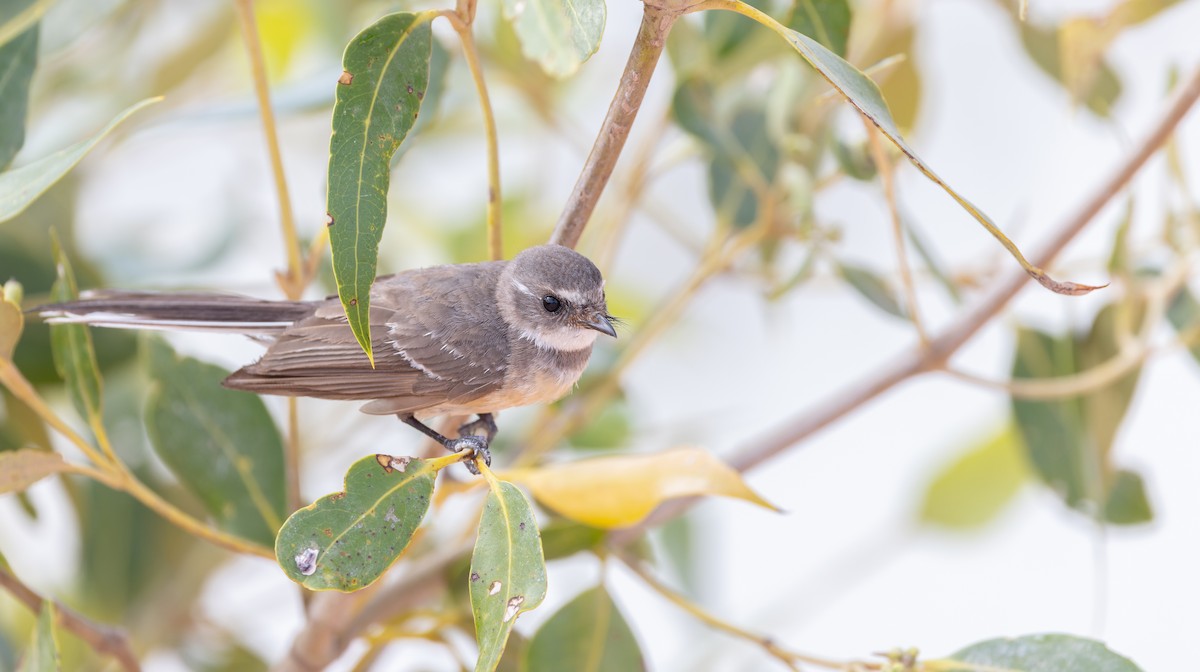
[0,285,23,360]
[0,449,68,493]
[500,448,778,529]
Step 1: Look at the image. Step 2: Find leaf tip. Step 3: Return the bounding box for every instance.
[1030,269,1109,296]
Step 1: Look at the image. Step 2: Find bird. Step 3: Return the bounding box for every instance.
[37,244,617,473]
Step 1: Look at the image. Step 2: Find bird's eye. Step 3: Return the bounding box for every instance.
[542,295,562,313]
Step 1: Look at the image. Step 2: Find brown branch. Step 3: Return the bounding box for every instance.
[616,65,1200,541]
[0,566,141,672]
[548,2,681,249]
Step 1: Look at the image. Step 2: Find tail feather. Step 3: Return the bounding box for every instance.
[36,291,317,334]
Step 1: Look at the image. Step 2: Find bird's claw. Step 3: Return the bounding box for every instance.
[447,434,490,475]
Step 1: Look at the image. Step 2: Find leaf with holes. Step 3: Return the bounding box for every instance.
[525,585,645,671]
[470,479,547,672]
[0,98,158,224]
[502,0,605,78]
[48,238,103,425]
[940,633,1144,672]
[275,453,435,591]
[500,447,777,529]
[327,12,434,363]
[710,0,1102,295]
[143,337,286,547]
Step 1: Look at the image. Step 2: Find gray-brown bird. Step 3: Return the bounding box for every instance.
[38,244,617,471]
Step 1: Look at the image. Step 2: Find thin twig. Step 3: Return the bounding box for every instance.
[864,119,927,344]
[441,8,504,260]
[0,567,142,672]
[550,2,681,249]
[616,553,877,671]
[233,0,302,296]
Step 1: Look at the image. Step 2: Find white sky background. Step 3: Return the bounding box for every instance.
[2,0,1199,670]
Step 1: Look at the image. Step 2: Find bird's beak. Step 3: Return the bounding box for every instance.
[583,312,618,338]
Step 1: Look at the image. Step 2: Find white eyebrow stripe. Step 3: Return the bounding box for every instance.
[511,279,537,297]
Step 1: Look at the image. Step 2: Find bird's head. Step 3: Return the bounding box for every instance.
[498,244,617,352]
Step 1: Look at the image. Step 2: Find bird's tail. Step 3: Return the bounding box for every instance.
[36,290,317,334]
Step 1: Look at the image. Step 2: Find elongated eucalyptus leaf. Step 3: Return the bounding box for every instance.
[19,601,58,672]
[471,479,546,672]
[0,5,38,170]
[0,98,157,224]
[0,449,67,493]
[944,633,1144,672]
[143,338,285,547]
[525,586,645,672]
[276,453,435,591]
[838,262,905,319]
[326,12,433,364]
[711,0,1102,296]
[48,240,103,425]
[502,0,605,78]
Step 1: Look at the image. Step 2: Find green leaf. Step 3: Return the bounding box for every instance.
[1102,469,1152,525]
[0,0,54,50]
[1166,287,1200,364]
[0,8,37,170]
[1010,304,1147,524]
[501,0,606,78]
[1016,20,1121,118]
[918,425,1028,530]
[0,98,158,224]
[720,1,1101,295]
[524,586,645,672]
[539,519,606,562]
[838,262,905,319]
[275,453,435,591]
[945,633,1144,672]
[471,479,547,672]
[326,12,433,364]
[0,449,67,493]
[143,337,285,547]
[785,0,851,57]
[19,601,58,672]
[831,138,875,181]
[48,239,103,425]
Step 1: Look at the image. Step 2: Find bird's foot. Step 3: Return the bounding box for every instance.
[446,434,490,475]
[458,413,498,443]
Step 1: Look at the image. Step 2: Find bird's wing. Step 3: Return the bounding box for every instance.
[223,263,510,414]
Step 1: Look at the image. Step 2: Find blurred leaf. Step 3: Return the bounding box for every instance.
[501,0,605,78]
[524,586,645,672]
[710,107,780,228]
[943,633,1144,672]
[785,0,851,57]
[1106,200,1133,275]
[539,519,606,561]
[918,425,1028,530]
[501,447,778,529]
[0,449,67,493]
[143,338,285,546]
[148,5,232,94]
[656,516,698,594]
[471,478,546,672]
[567,399,632,450]
[49,241,103,425]
[1166,287,1200,364]
[326,12,433,363]
[18,601,58,672]
[0,0,52,50]
[0,98,158,224]
[859,25,921,133]
[903,214,961,303]
[704,0,770,59]
[1102,469,1152,525]
[728,3,1100,294]
[671,77,721,148]
[1016,19,1121,117]
[0,285,22,359]
[274,453,435,591]
[258,0,317,79]
[495,632,528,672]
[838,262,904,318]
[0,17,37,170]
[831,138,875,181]
[1010,303,1147,524]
